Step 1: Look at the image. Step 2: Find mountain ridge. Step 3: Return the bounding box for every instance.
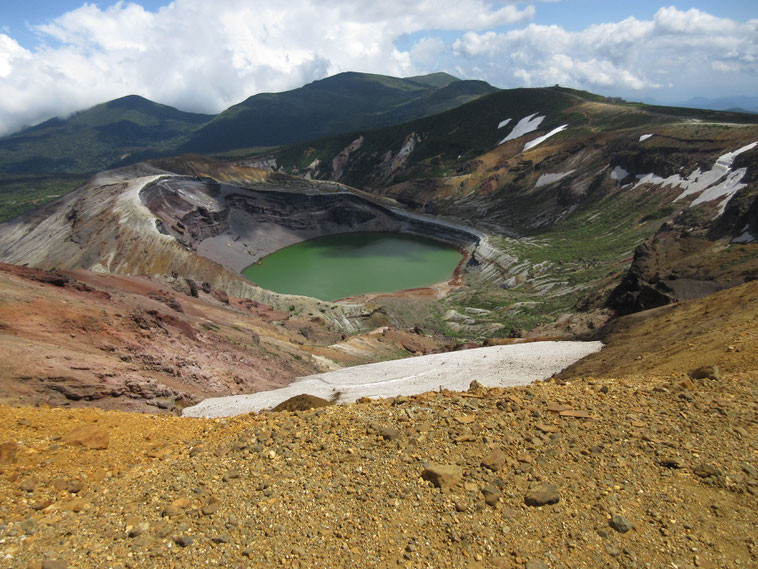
[0,72,497,178]
[0,95,213,175]
[178,71,498,154]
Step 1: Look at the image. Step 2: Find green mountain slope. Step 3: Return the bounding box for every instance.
[180,71,498,154]
[272,86,758,192]
[0,96,213,175]
[262,86,758,331]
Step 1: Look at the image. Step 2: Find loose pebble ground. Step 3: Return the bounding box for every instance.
[1,368,756,568]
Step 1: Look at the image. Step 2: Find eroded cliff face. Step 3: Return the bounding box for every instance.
[138,174,512,282]
[0,167,373,332]
[0,162,515,334]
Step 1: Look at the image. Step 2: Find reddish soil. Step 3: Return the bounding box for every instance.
[0,264,324,413]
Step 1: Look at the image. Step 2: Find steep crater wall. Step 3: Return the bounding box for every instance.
[140,177,513,282]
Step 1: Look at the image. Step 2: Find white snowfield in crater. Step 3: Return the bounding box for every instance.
[498,118,512,129]
[639,134,653,142]
[183,341,603,418]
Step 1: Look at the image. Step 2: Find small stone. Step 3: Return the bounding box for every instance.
[604,543,621,556]
[659,457,683,469]
[375,425,402,441]
[128,522,150,538]
[63,425,109,449]
[62,498,88,512]
[688,365,720,381]
[272,394,330,412]
[481,449,507,472]
[174,535,194,547]
[42,561,68,569]
[559,409,592,418]
[517,453,532,464]
[422,464,463,493]
[454,415,476,424]
[20,478,36,492]
[163,497,191,517]
[693,463,721,478]
[468,380,485,393]
[524,482,559,507]
[733,426,748,438]
[223,470,241,481]
[202,502,219,516]
[20,518,37,535]
[525,560,549,569]
[0,441,18,465]
[30,499,53,511]
[481,484,501,507]
[152,522,172,538]
[609,514,632,533]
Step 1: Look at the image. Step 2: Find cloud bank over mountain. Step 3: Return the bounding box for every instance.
[0,1,755,136]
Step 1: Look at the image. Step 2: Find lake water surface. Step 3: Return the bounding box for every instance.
[242,232,462,301]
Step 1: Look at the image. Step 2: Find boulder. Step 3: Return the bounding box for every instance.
[63,425,109,450]
[422,464,463,492]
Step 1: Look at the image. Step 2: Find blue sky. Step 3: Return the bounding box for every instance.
[4,2,754,45]
[532,0,755,30]
[0,1,756,135]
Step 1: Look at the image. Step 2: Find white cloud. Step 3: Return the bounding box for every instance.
[0,0,535,135]
[452,7,757,95]
[410,37,446,65]
[0,34,30,79]
[0,2,755,137]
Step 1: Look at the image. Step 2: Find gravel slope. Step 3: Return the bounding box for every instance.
[183,341,603,417]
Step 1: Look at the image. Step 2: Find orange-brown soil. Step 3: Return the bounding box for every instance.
[0,279,755,569]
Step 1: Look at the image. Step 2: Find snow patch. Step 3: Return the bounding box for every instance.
[498,118,511,129]
[182,341,604,417]
[498,113,544,145]
[691,168,750,211]
[639,134,653,142]
[732,225,756,244]
[535,170,575,188]
[610,165,629,181]
[523,125,568,152]
[633,141,758,215]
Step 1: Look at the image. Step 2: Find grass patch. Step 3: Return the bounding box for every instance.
[0,175,87,222]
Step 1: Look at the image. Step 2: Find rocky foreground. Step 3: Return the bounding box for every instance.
[1,284,757,569]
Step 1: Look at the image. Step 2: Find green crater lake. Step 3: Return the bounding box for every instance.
[242,232,462,301]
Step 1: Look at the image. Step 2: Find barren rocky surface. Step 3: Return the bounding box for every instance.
[1,282,756,569]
